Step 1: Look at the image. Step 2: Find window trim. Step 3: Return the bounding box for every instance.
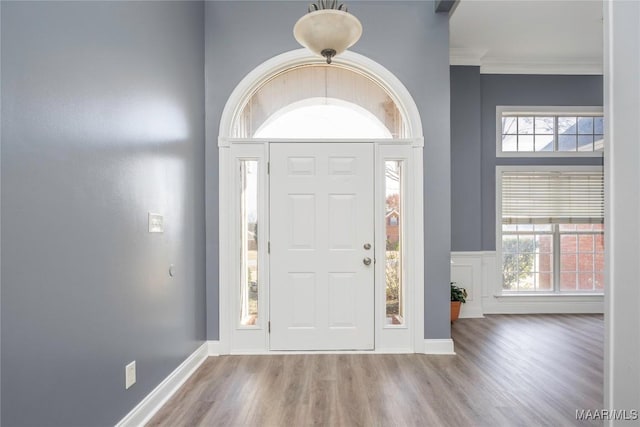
[223,140,424,353]
[496,106,604,158]
[496,165,605,296]
[219,49,424,145]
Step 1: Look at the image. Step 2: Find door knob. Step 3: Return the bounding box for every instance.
[363,257,372,266]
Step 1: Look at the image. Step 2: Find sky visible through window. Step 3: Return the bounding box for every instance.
[254,103,392,139]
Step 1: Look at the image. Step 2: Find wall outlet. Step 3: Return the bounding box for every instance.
[125,361,136,389]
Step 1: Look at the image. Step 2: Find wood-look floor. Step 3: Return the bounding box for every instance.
[148,314,603,427]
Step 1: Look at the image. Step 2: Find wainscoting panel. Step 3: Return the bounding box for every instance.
[451,252,484,318]
[452,251,603,315]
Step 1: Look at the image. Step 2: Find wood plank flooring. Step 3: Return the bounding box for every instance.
[147,314,603,426]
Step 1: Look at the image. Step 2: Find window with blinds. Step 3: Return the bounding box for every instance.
[498,168,604,294]
[501,171,604,225]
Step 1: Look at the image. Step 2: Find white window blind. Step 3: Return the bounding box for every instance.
[501,171,604,224]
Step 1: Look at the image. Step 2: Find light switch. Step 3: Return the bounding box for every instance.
[125,361,136,389]
[148,213,163,233]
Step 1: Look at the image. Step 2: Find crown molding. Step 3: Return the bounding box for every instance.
[480,57,603,75]
[450,49,603,75]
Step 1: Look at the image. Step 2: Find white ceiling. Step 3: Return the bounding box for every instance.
[450,0,604,74]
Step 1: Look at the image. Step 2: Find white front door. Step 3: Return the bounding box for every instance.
[269,143,375,350]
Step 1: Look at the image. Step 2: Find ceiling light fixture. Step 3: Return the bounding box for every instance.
[293,0,363,64]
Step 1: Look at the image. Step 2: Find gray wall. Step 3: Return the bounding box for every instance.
[1,2,206,426]
[450,67,603,251]
[450,66,482,252]
[205,1,452,340]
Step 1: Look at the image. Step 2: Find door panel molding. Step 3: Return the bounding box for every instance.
[269,143,375,351]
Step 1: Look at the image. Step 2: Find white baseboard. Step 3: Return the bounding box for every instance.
[459,307,485,318]
[208,340,221,356]
[116,342,208,427]
[423,339,455,355]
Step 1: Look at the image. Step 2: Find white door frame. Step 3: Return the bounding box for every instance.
[217,49,425,354]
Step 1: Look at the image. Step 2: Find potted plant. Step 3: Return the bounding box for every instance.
[450,282,467,323]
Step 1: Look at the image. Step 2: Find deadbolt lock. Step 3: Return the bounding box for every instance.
[363,243,371,250]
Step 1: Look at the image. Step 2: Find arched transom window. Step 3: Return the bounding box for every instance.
[231,64,408,139]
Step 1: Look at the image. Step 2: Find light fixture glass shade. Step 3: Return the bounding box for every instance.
[293,10,362,64]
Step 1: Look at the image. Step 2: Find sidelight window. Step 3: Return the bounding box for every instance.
[240,160,259,326]
[385,160,404,324]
